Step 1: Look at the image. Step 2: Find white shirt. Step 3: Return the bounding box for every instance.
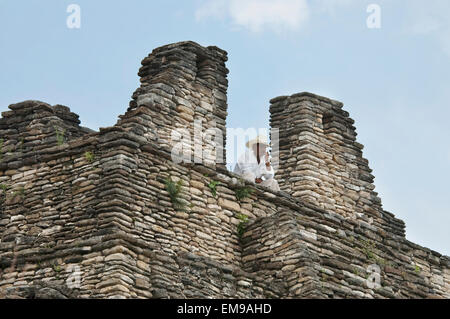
[234,149,275,181]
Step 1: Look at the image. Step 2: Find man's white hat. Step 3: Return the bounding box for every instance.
[246,135,270,148]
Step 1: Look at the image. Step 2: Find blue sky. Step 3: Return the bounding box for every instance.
[0,0,449,255]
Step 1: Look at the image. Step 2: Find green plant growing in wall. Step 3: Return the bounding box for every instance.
[236,213,249,238]
[376,256,387,267]
[358,237,389,269]
[54,126,66,146]
[208,180,220,198]
[359,237,377,262]
[84,151,95,163]
[52,262,63,279]
[414,264,422,274]
[53,263,62,273]
[165,177,186,211]
[0,184,8,193]
[11,186,25,199]
[235,186,254,202]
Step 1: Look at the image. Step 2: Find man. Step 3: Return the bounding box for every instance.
[233,135,280,192]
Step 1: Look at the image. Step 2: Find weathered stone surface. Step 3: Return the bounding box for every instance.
[218,198,240,212]
[0,41,448,300]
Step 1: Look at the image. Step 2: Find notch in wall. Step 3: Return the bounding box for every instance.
[196,53,216,83]
[322,113,335,133]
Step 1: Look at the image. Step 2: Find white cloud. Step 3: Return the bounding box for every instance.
[195,0,310,33]
[406,0,450,56]
[195,0,228,21]
[195,0,450,55]
[312,0,357,16]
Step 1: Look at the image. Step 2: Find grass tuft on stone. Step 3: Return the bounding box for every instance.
[236,213,249,238]
[165,177,186,211]
[208,180,220,198]
[235,186,254,202]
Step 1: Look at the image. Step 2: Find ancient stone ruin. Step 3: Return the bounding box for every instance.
[0,41,448,299]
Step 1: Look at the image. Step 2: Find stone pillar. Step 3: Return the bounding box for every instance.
[117,41,229,169]
[270,92,386,224]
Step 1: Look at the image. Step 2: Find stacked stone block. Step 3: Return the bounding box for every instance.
[0,100,92,169]
[117,41,229,169]
[0,42,448,299]
[242,200,450,298]
[270,92,405,237]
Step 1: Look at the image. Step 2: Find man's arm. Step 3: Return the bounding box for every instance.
[261,152,275,180]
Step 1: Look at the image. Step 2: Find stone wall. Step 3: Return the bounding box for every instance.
[270,93,406,238]
[0,117,293,298]
[0,100,92,168]
[117,41,228,169]
[0,41,448,299]
[242,200,450,298]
